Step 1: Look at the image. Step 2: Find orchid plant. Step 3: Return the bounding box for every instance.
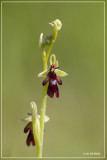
[21,19,68,157]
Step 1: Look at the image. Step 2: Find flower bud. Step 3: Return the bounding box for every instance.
[49,19,62,31]
[39,33,43,48]
[43,34,53,46]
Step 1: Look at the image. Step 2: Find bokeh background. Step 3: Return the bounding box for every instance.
[2,1,104,158]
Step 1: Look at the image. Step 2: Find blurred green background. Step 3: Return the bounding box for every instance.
[2,1,104,158]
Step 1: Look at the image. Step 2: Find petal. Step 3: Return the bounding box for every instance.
[44,115,50,122]
[49,19,62,31]
[24,122,32,133]
[55,60,59,68]
[20,117,32,123]
[26,132,32,146]
[49,54,56,65]
[31,133,36,146]
[56,76,62,85]
[35,115,50,123]
[49,22,54,27]
[26,131,35,146]
[54,19,62,30]
[42,74,49,86]
[38,69,49,77]
[55,69,68,77]
[54,84,59,98]
[47,85,54,98]
[32,139,35,146]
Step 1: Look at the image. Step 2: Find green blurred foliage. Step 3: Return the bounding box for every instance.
[2,1,104,158]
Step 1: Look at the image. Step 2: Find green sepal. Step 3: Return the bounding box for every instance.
[38,69,49,77]
[55,69,68,77]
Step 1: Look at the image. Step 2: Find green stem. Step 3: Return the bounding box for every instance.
[37,145,42,157]
[39,43,53,157]
[42,47,47,70]
[46,42,53,65]
[39,84,48,157]
[38,25,58,158]
[46,26,58,65]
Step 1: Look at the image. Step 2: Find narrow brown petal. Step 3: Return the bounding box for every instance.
[56,76,62,85]
[32,140,35,146]
[47,85,54,98]
[24,122,32,133]
[42,74,49,86]
[55,84,59,98]
[26,132,32,146]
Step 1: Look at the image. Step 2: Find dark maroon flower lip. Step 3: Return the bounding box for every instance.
[24,122,35,146]
[42,64,62,98]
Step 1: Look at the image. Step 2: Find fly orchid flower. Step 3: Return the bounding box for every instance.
[38,54,68,98]
[20,103,50,146]
[24,121,35,146]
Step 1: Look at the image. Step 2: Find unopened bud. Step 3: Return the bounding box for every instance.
[43,34,53,46]
[49,19,62,31]
[39,33,43,48]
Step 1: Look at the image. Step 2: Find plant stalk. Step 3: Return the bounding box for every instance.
[39,43,54,157]
[39,84,48,157]
[38,23,58,157]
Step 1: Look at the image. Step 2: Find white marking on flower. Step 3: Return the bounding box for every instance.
[50,80,57,85]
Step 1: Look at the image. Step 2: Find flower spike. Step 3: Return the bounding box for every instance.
[22,19,67,157]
